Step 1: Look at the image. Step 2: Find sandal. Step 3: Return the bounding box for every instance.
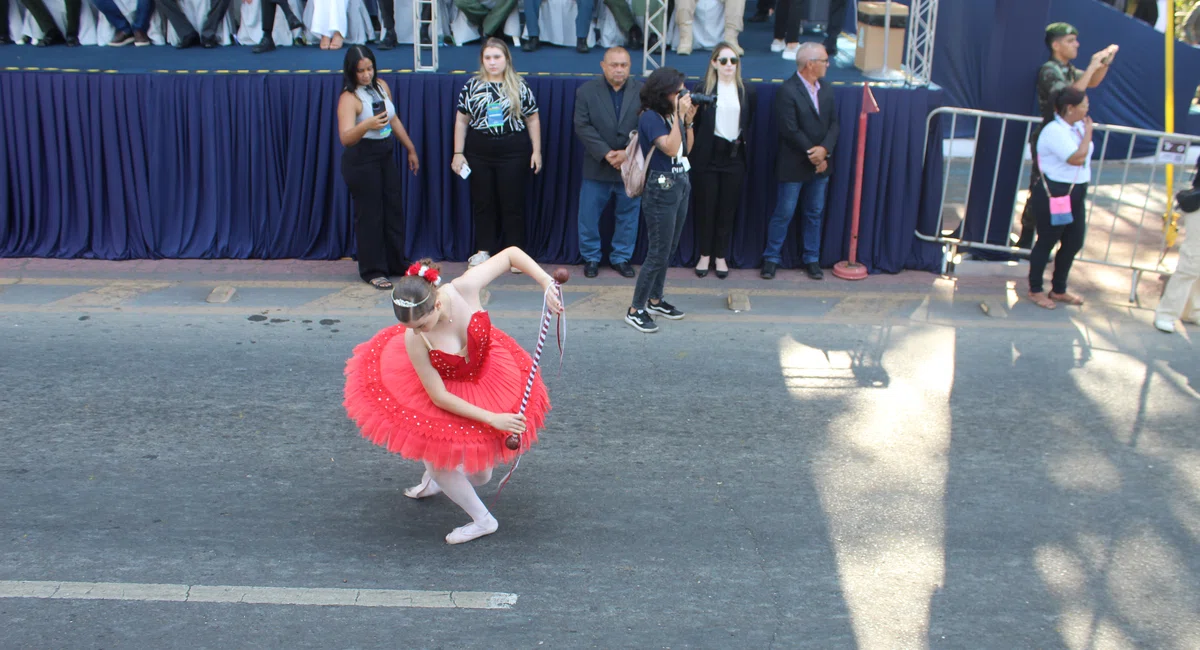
[329,32,343,49]
[1049,291,1084,306]
[369,277,393,290]
[1028,292,1056,310]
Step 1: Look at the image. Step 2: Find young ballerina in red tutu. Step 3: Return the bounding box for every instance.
[343,247,563,545]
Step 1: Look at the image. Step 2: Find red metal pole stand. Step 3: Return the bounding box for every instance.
[833,84,880,281]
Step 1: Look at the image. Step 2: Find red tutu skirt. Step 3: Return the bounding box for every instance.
[343,317,550,473]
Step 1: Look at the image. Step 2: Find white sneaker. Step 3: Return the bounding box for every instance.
[781,45,799,61]
[467,251,490,268]
[1154,318,1176,333]
[770,39,785,53]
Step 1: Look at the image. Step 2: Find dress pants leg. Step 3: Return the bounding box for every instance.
[467,156,500,253]
[203,0,234,37]
[493,137,532,250]
[17,0,60,36]
[772,0,789,39]
[342,142,391,282]
[823,0,846,48]
[692,169,720,257]
[378,0,395,32]
[713,161,745,259]
[380,151,408,274]
[157,0,200,39]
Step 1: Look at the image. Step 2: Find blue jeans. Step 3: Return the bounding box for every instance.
[91,0,152,32]
[525,0,593,38]
[763,177,830,265]
[578,179,641,265]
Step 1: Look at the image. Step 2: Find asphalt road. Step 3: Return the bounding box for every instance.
[1,273,1198,649]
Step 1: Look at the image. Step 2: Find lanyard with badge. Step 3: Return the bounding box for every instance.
[485,83,507,130]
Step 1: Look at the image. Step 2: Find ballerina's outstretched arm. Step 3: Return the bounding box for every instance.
[453,246,564,315]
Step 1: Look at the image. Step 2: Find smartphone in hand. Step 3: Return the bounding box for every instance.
[371,100,392,137]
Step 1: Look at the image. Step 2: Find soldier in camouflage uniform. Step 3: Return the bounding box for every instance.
[1016,23,1119,250]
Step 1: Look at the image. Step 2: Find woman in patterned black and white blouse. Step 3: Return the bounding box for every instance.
[451,38,543,270]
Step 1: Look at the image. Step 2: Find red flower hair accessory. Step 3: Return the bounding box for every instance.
[406,263,441,286]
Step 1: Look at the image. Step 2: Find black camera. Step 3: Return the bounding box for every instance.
[689,92,716,106]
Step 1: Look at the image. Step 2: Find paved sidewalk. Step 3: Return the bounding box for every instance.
[0,256,1175,330]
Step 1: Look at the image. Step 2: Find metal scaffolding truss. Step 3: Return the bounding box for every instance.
[904,0,938,86]
[641,2,668,75]
[413,0,439,72]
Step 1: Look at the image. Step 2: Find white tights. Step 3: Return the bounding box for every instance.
[408,463,498,544]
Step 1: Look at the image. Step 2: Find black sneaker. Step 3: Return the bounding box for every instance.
[647,299,684,320]
[624,309,658,333]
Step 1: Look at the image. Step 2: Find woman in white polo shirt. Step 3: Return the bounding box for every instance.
[1028,86,1093,310]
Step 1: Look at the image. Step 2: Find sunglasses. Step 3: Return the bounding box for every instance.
[717,57,738,65]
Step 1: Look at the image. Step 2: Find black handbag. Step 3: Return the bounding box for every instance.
[1177,186,1200,213]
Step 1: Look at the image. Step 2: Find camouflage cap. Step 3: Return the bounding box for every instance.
[1045,22,1079,48]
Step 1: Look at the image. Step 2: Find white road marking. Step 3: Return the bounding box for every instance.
[0,580,518,610]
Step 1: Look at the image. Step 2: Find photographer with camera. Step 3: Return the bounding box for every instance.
[761,42,837,281]
[687,43,756,279]
[337,46,421,290]
[624,67,696,334]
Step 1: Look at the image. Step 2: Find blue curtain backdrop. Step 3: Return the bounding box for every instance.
[0,72,944,274]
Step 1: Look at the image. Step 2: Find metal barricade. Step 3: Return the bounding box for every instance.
[917,106,1199,301]
[413,0,439,71]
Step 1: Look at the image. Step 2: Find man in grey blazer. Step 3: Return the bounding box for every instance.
[573,47,644,278]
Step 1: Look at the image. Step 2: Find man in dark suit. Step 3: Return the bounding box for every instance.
[762,41,838,280]
[573,47,644,278]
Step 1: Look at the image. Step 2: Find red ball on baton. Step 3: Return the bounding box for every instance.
[553,267,570,284]
[504,434,521,450]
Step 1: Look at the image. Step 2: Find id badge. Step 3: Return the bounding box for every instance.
[679,156,691,173]
[1049,195,1073,226]
[486,102,505,128]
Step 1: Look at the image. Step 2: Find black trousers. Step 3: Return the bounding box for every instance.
[157,0,233,39]
[775,0,845,46]
[260,0,301,35]
[377,0,394,32]
[20,0,80,38]
[465,129,533,253]
[342,137,407,282]
[691,143,746,259]
[1028,180,1088,295]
